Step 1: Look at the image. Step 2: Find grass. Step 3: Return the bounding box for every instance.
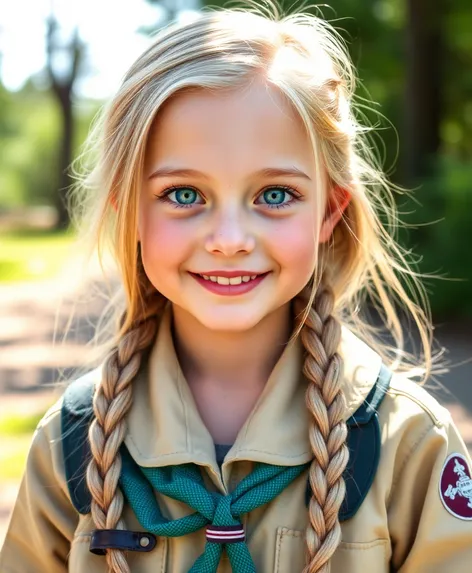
[0,228,76,282]
[0,412,43,435]
[0,436,35,480]
[0,412,44,480]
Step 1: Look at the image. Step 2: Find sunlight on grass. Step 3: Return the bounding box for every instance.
[0,435,33,480]
[0,413,43,435]
[0,412,43,480]
[0,229,76,282]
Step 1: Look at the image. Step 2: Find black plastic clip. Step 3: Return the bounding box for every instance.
[89,529,157,555]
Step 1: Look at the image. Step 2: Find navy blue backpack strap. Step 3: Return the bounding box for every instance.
[305,363,393,520]
[61,369,99,514]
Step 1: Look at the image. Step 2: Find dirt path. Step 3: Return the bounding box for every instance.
[0,253,112,546]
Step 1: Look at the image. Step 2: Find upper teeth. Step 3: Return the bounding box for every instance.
[200,275,258,285]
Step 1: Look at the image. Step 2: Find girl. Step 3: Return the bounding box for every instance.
[1,2,471,572]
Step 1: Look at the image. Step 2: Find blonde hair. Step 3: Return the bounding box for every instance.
[68,1,434,571]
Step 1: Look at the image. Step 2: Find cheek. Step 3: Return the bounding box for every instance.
[267,214,318,273]
[139,213,195,278]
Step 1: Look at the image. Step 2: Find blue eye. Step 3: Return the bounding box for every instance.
[156,186,202,209]
[258,187,297,209]
[155,185,301,210]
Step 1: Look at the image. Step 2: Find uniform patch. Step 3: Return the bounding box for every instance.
[439,453,472,520]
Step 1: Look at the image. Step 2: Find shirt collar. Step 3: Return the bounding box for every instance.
[125,302,382,470]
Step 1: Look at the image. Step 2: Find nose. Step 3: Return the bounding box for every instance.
[204,203,256,256]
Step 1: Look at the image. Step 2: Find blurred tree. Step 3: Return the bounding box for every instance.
[0,82,99,211]
[403,0,443,183]
[45,14,86,230]
[441,0,472,159]
[0,85,13,139]
[0,83,59,208]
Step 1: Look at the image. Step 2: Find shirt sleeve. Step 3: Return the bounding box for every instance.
[388,409,472,573]
[0,403,79,573]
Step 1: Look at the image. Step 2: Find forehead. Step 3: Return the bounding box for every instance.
[145,80,315,176]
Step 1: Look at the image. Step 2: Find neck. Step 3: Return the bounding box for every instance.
[170,302,293,390]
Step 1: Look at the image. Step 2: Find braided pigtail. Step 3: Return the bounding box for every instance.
[85,260,167,573]
[294,278,349,573]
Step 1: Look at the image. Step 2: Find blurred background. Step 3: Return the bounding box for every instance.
[0,0,471,545]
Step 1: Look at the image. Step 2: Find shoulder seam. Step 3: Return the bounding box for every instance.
[386,385,449,428]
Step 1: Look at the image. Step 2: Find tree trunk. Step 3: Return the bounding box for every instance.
[54,86,73,230]
[46,17,83,231]
[403,0,443,183]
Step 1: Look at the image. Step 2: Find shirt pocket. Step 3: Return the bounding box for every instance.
[274,527,390,573]
[274,527,305,572]
[70,532,168,573]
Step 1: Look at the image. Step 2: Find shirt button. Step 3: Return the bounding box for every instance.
[140,536,151,548]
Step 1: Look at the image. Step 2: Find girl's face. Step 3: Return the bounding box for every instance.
[139,79,338,332]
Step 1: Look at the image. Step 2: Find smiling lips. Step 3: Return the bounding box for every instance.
[191,270,268,284]
[193,270,267,277]
[189,271,270,295]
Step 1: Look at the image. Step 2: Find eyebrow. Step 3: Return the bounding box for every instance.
[148,166,312,181]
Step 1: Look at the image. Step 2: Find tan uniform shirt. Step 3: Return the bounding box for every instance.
[1,303,472,572]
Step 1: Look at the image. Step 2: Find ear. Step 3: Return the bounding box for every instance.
[318,185,351,244]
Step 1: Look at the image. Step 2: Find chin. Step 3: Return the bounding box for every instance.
[191,306,267,333]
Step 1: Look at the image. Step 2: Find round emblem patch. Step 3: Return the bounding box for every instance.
[439,453,472,520]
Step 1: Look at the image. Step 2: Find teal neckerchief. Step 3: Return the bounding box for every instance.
[119,446,310,572]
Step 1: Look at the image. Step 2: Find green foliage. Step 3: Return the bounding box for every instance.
[442,0,472,158]
[400,156,472,317]
[0,88,60,207]
[0,83,101,209]
[0,85,16,136]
